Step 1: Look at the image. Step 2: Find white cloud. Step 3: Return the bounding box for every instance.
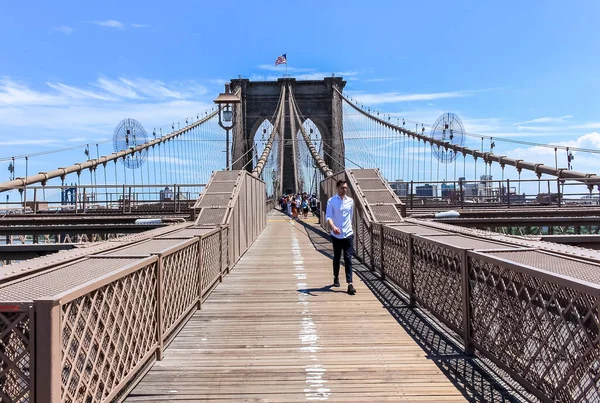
[46,82,116,101]
[0,76,208,109]
[0,78,63,106]
[54,26,74,35]
[96,77,140,99]
[350,90,477,105]
[131,23,149,28]
[515,115,573,125]
[93,20,124,29]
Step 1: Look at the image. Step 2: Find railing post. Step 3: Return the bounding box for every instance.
[369,224,375,271]
[197,236,203,309]
[155,255,164,360]
[173,184,178,213]
[410,181,414,210]
[407,236,415,307]
[197,235,204,307]
[461,250,474,355]
[33,187,37,215]
[507,179,511,208]
[219,228,224,282]
[121,185,126,214]
[459,179,464,209]
[380,225,385,281]
[23,184,27,213]
[82,186,87,213]
[557,178,562,208]
[34,299,61,403]
[128,186,132,213]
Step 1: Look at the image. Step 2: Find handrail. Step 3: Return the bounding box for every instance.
[337,88,600,186]
[0,110,218,192]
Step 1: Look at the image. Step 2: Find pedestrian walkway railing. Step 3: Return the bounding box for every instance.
[321,169,600,403]
[0,170,267,403]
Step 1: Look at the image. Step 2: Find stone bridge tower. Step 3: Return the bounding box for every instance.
[229,77,346,194]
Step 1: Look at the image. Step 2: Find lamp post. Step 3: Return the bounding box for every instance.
[214,83,241,170]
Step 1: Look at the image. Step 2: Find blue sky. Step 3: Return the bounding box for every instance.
[1,0,600,191]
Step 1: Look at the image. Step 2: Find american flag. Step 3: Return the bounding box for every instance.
[275,54,287,66]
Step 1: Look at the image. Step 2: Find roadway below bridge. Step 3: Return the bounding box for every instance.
[125,211,530,402]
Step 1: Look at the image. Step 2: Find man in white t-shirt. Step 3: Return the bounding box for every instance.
[325,180,356,295]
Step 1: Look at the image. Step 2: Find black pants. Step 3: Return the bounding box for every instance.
[332,235,354,283]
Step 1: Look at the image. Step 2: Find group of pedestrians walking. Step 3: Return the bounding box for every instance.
[279,193,319,219]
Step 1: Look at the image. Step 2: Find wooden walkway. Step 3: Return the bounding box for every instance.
[126,212,467,402]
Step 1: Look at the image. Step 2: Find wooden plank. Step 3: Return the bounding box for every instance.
[125,212,466,402]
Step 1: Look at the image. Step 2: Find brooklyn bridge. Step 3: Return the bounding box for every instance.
[0,77,598,402]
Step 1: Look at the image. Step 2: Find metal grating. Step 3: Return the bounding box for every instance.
[98,239,186,257]
[157,228,214,239]
[60,262,158,402]
[198,193,232,207]
[206,181,237,193]
[468,254,600,401]
[201,230,222,294]
[196,208,227,225]
[361,190,398,204]
[162,243,199,334]
[423,235,517,250]
[485,250,600,284]
[0,310,30,403]
[369,205,402,222]
[0,258,140,302]
[350,169,379,179]
[412,237,463,331]
[354,178,387,190]
[213,171,240,180]
[393,225,450,236]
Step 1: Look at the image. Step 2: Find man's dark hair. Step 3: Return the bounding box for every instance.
[336,180,347,188]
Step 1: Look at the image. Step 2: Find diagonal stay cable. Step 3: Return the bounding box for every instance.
[288,84,334,178]
[252,83,286,177]
[336,88,600,184]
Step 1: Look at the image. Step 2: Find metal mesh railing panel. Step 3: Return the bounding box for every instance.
[99,239,184,257]
[369,205,402,222]
[350,169,379,178]
[198,193,232,207]
[355,210,372,264]
[0,258,139,302]
[201,231,222,294]
[468,254,600,402]
[206,181,236,193]
[162,243,200,334]
[213,171,240,181]
[361,190,398,204]
[412,237,463,331]
[372,225,382,273]
[157,228,214,239]
[354,179,387,190]
[394,225,450,236]
[0,310,30,403]
[196,208,227,226]
[383,228,411,291]
[424,235,516,250]
[60,262,158,403]
[222,228,229,271]
[486,250,600,285]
